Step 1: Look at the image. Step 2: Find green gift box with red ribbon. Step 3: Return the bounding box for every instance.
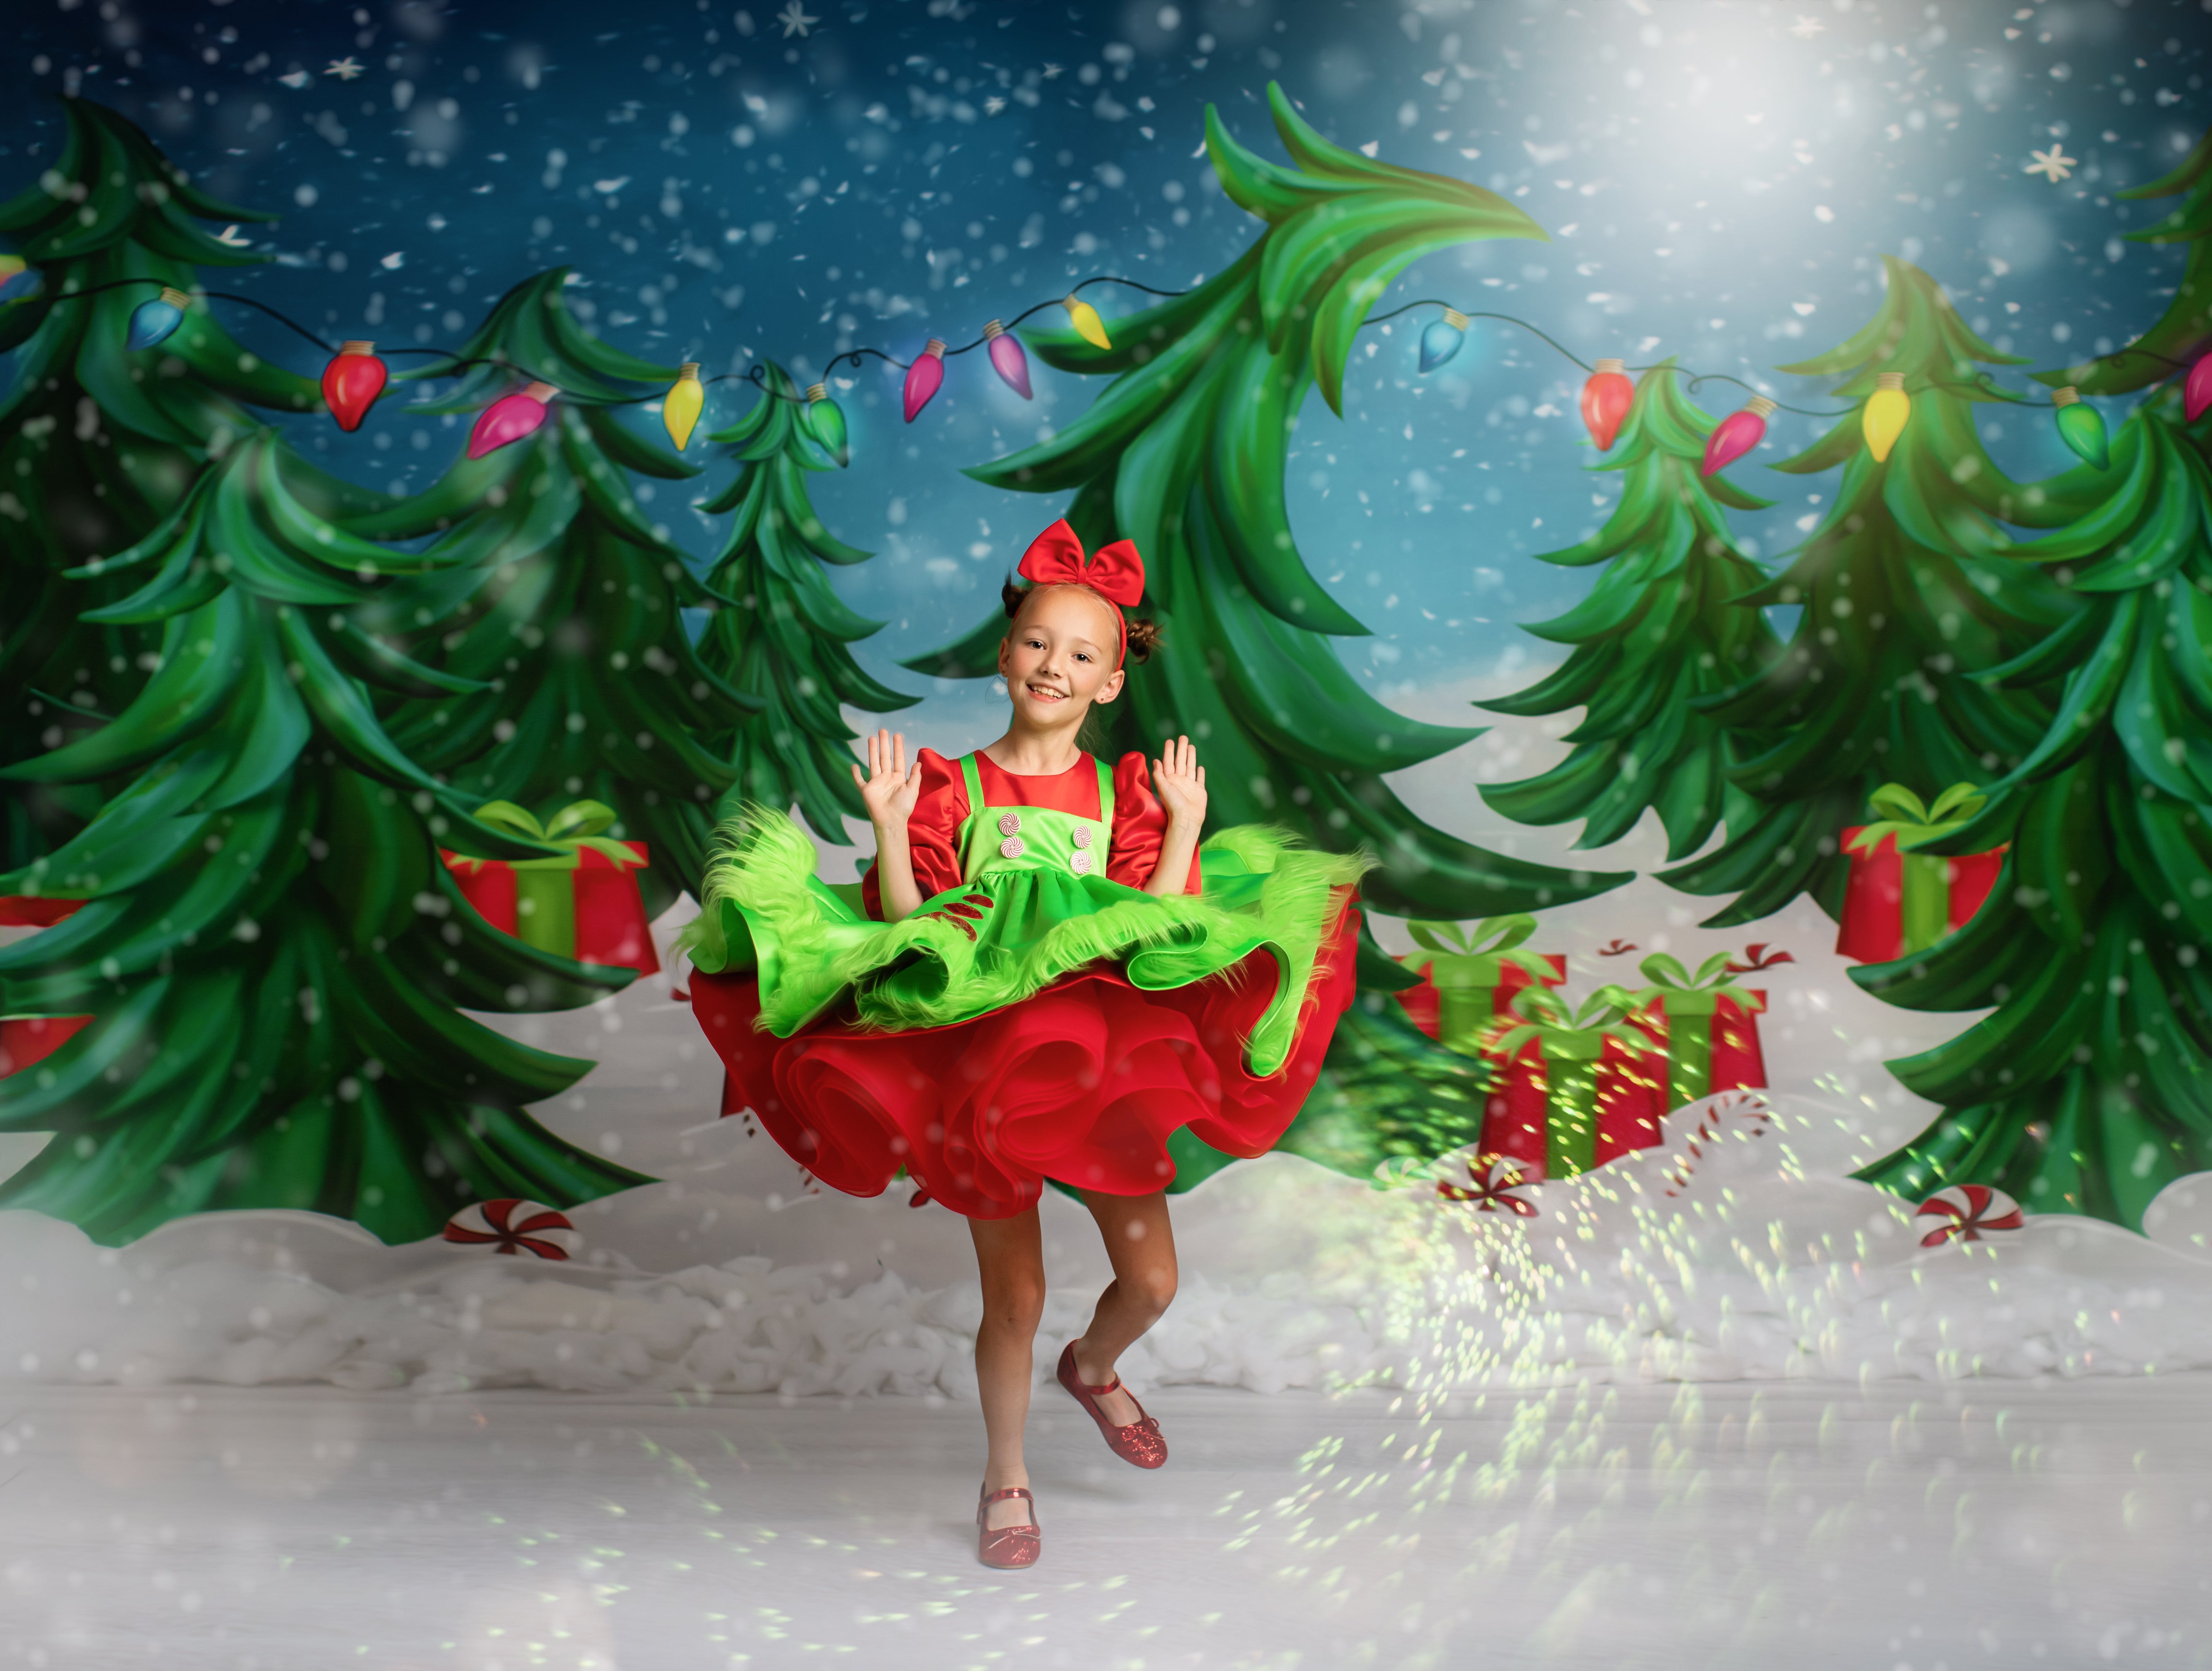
[1838,783,2006,963]
[441,800,660,974]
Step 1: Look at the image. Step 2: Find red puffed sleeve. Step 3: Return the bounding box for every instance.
[859,748,969,919]
[1106,750,1202,894]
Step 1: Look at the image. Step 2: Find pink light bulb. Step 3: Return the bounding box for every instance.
[1701,394,1776,477]
[983,320,1032,400]
[903,338,946,423]
[2186,351,2212,424]
[468,382,557,459]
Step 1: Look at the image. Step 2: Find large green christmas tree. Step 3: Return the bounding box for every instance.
[692,363,913,841]
[0,429,648,1244]
[910,84,1626,923]
[1847,406,2212,1229]
[1847,141,2212,1231]
[0,99,321,868]
[1479,364,1783,860]
[342,271,757,916]
[1661,258,2081,925]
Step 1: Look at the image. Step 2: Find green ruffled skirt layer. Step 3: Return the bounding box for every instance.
[681,811,1367,1080]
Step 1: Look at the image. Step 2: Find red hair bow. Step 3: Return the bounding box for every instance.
[1015,520,1145,665]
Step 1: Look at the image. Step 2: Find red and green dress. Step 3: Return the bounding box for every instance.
[682,748,1364,1219]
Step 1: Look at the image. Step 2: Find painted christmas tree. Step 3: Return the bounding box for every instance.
[1849,146,2212,1231]
[1849,406,2212,1228]
[1661,258,2079,926]
[910,83,1627,923]
[692,363,913,841]
[0,99,319,867]
[1479,364,1783,860]
[0,430,647,1244]
[344,271,757,916]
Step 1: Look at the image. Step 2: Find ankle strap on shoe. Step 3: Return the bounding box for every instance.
[981,1485,1033,1505]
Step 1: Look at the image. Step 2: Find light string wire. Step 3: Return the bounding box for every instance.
[18,274,2183,419]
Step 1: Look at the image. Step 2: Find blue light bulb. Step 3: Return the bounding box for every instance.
[126,286,191,351]
[1418,306,1470,373]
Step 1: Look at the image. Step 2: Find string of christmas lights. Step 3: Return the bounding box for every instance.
[7,270,2205,477]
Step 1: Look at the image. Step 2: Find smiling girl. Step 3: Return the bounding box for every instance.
[683,520,1365,1569]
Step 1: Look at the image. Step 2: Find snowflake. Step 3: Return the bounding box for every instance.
[1788,15,1826,36]
[211,225,252,247]
[2024,145,2076,183]
[324,56,364,80]
[985,95,1006,116]
[776,2,818,36]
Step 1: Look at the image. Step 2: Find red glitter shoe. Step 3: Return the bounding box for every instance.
[977,1485,1041,1569]
[1056,1341,1167,1469]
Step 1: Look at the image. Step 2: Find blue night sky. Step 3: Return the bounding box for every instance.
[5,0,2208,749]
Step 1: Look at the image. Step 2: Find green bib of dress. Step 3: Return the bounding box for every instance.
[955,753,1116,886]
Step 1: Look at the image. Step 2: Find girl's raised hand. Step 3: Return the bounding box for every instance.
[1152,734,1208,830]
[853,729,922,828]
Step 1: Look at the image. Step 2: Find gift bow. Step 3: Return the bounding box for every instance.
[456,799,649,870]
[1484,982,1657,1064]
[1630,950,1757,1016]
[1017,518,1145,607]
[1402,914,1558,987]
[1845,782,1988,856]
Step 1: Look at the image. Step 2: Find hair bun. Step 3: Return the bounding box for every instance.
[1124,617,1162,664]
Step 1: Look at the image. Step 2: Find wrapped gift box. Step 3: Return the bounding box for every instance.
[1476,983,1657,1180]
[1394,914,1566,1056]
[443,800,659,975]
[1837,783,2006,964]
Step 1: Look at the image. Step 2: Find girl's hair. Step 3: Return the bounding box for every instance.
[1001,576,1161,664]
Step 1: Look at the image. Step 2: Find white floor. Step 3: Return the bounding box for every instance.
[4,1374,2209,1671]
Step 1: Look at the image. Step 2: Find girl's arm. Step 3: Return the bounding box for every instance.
[1144,736,1207,899]
[854,730,924,921]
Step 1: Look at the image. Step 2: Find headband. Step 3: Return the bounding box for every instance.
[1014,520,1145,667]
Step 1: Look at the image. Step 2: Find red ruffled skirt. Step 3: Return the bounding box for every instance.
[691,903,1359,1219]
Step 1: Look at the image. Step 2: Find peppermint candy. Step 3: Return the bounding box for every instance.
[1436,1154,1540,1218]
[441,1198,581,1259]
[1914,1184,2025,1248]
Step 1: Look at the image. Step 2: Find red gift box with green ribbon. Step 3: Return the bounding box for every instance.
[1624,950,1770,1113]
[1478,983,1661,1180]
[0,896,93,1079]
[441,800,660,975]
[1838,783,2006,964]
[1394,915,1566,1056]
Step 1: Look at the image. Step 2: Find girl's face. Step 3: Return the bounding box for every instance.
[998,586,1125,730]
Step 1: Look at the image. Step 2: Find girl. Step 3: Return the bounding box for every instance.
[683,520,1364,1569]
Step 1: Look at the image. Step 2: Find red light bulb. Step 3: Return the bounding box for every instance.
[903,338,946,423]
[468,382,557,460]
[2186,351,2212,424]
[321,339,389,433]
[1580,356,1635,452]
[1701,394,1776,477]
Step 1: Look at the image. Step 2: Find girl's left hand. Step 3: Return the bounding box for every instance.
[1152,735,1207,830]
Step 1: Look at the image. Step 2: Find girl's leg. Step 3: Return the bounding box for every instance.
[968,1207,1047,1530]
[1070,1189,1178,1428]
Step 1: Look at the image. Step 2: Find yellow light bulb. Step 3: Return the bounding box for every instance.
[1062,294,1111,350]
[1862,370,1910,464]
[663,363,704,451]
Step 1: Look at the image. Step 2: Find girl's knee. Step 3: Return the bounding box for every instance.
[984,1271,1047,1334]
[1128,1262,1177,1316]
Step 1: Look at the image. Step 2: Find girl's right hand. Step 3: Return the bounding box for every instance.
[853,729,922,828]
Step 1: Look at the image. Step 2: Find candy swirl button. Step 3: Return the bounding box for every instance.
[999,836,1026,860]
[997,812,1022,836]
[1072,827,1094,850]
[1070,850,1095,876]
